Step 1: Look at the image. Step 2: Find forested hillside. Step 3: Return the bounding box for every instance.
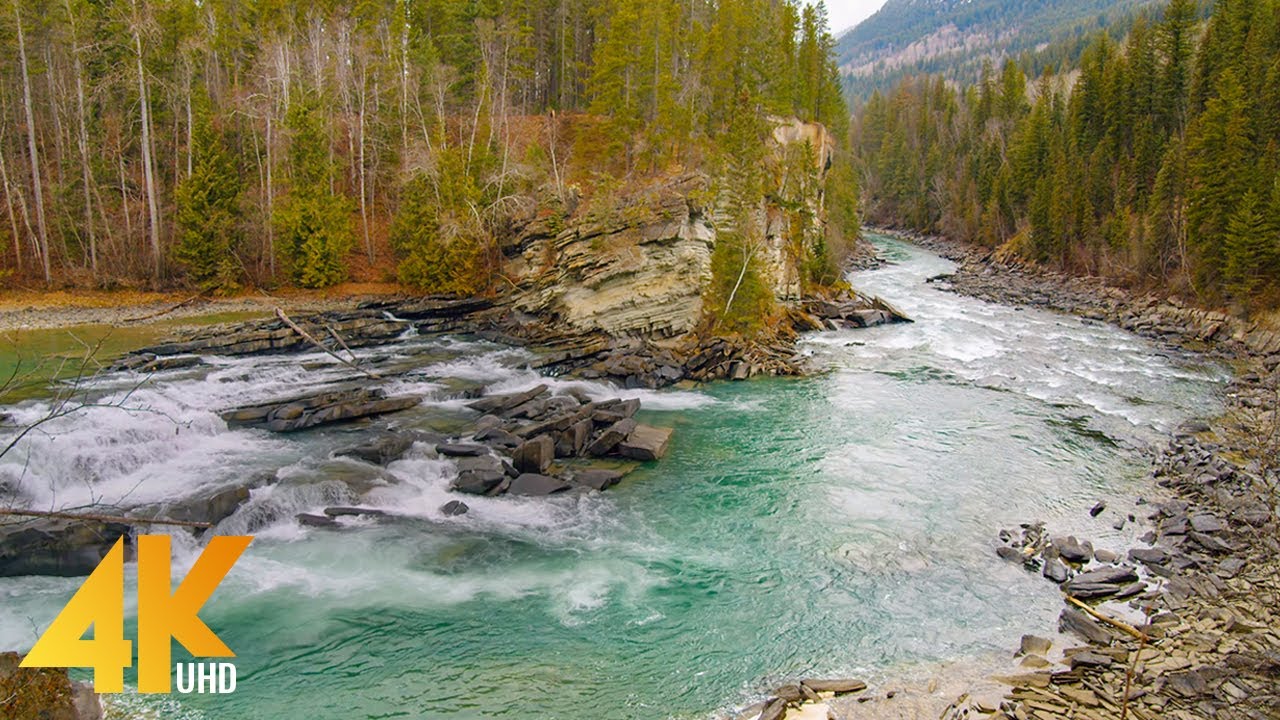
[857,0,1280,307]
[0,0,848,295]
[837,0,1164,101]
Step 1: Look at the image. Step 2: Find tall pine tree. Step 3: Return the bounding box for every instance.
[174,101,244,293]
[274,94,355,289]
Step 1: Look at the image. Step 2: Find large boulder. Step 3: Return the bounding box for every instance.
[452,469,506,495]
[586,419,637,456]
[513,436,555,474]
[135,470,281,530]
[617,425,672,461]
[0,520,131,577]
[556,419,593,458]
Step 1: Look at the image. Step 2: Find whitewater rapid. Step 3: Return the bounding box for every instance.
[0,234,1226,719]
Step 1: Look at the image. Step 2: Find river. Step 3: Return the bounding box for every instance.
[0,234,1226,719]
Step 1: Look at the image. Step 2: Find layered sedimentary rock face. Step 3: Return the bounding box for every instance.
[504,119,836,339]
[504,174,716,338]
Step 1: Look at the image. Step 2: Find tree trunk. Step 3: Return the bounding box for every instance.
[0,139,22,268]
[14,0,50,283]
[68,0,98,275]
[131,0,162,283]
[358,64,371,263]
[185,72,194,178]
[399,3,409,165]
[265,110,275,279]
[43,44,68,191]
[118,152,133,243]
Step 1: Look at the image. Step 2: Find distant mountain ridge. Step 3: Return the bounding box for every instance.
[837,0,1160,101]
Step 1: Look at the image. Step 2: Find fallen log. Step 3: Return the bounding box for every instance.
[123,291,209,323]
[275,308,381,379]
[1065,595,1150,642]
[0,507,213,529]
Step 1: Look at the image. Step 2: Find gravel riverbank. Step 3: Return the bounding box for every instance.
[0,289,401,333]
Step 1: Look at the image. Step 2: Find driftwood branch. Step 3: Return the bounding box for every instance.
[123,291,208,323]
[0,507,213,529]
[325,323,359,363]
[274,308,381,379]
[1065,595,1150,642]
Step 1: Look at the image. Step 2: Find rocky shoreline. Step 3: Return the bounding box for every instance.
[825,228,1280,720]
[104,287,910,390]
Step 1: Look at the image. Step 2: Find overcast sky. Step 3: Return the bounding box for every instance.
[821,0,890,35]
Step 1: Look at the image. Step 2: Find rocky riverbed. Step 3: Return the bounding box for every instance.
[797,229,1280,720]
[4,231,1262,720]
[0,278,910,573]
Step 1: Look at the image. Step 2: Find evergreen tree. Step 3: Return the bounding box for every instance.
[274,94,354,289]
[1186,69,1254,287]
[1223,191,1274,298]
[706,92,772,334]
[390,147,492,295]
[1147,140,1190,280]
[1158,0,1199,132]
[854,0,1280,305]
[997,61,1029,123]
[173,103,244,294]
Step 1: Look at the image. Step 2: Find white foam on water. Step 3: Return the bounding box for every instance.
[805,236,1227,438]
[483,373,719,411]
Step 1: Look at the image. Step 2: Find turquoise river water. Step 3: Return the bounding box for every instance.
[0,235,1227,719]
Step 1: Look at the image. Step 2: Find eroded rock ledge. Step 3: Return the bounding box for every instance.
[113,282,908,390]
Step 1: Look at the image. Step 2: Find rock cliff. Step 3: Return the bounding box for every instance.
[503,174,716,338]
[502,117,839,339]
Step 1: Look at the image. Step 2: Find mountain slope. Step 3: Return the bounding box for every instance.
[838,0,1160,101]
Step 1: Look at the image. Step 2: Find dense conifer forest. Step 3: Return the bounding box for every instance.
[0,0,848,293]
[837,0,1165,102]
[856,0,1280,307]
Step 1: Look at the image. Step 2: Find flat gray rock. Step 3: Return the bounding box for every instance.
[800,678,867,694]
[508,474,572,496]
[1068,565,1137,586]
[1129,547,1171,565]
[574,469,624,491]
[466,384,548,414]
[438,443,488,457]
[297,513,339,528]
[617,424,672,461]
